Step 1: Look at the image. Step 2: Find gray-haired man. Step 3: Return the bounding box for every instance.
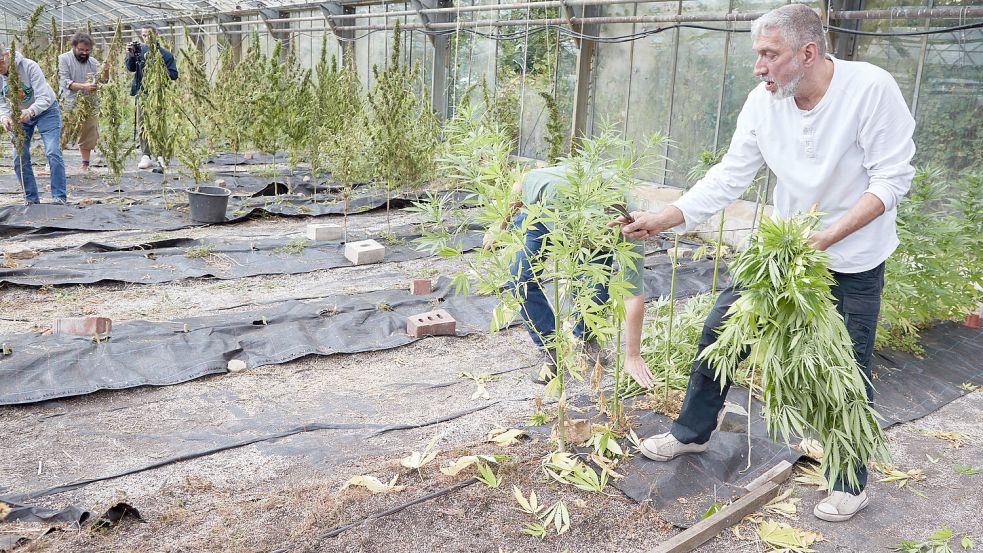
[613,4,915,522]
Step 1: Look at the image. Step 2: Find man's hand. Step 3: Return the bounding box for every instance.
[84,82,99,92]
[18,110,33,124]
[624,354,653,389]
[808,229,834,251]
[608,206,685,241]
[482,232,495,250]
[2,117,13,132]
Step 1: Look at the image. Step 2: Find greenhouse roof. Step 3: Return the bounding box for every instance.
[0,0,330,30]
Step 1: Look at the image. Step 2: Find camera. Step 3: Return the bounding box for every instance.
[126,40,142,54]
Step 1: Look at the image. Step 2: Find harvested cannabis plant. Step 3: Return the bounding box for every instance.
[701,214,889,491]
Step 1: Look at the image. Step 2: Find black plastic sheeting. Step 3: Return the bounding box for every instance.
[0,259,727,406]
[0,226,484,286]
[0,190,437,238]
[609,322,983,527]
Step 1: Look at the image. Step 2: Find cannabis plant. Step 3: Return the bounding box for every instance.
[415,123,663,449]
[5,41,28,196]
[61,75,97,149]
[539,90,565,164]
[323,51,370,239]
[211,41,254,172]
[141,33,178,187]
[97,20,135,190]
[367,21,439,233]
[700,214,889,491]
[879,168,983,353]
[250,41,289,198]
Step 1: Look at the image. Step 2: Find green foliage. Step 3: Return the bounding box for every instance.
[415,122,666,448]
[17,6,45,61]
[251,41,288,158]
[212,39,254,158]
[175,29,214,187]
[701,214,889,491]
[687,147,727,183]
[96,20,135,186]
[141,33,178,171]
[892,527,960,553]
[879,168,983,353]
[5,41,28,162]
[623,293,716,398]
[480,77,519,151]
[60,79,96,149]
[538,90,565,164]
[367,21,439,232]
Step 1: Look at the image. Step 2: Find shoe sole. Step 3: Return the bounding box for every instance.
[813,495,869,522]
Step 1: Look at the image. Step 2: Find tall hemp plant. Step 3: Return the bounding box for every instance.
[211,39,254,175]
[282,43,314,190]
[414,119,662,449]
[323,49,370,238]
[6,41,29,198]
[367,21,439,235]
[251,41,288,201]
[96,20,135,193]
[700,214,889,491]
[174,28,213,190]
[141,32,179,201]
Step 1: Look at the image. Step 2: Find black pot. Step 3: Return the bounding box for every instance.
[187,186,231,223]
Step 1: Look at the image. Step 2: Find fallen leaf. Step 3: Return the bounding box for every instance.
[488,427,526,446]
[757,519,823,552]
[340,475,406,494]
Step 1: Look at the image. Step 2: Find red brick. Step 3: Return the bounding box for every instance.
[406,309,456,338]
[966,313,981,329]
[410,279,433,295]
[54,316,112,336]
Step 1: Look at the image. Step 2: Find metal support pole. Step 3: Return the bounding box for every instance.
[570,4,600,149]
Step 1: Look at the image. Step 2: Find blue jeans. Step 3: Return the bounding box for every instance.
[671,262,885,494]
[506,212,613,348]
[13,104,67,203]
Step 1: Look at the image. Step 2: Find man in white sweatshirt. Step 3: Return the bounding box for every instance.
[613,4,915,522]
[0,43,67,205]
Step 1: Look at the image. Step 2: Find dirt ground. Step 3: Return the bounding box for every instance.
[1,151,981,552]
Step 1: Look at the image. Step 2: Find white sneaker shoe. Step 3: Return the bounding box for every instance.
[137,155,153,169]
[814,490,869,522]
[639,432,709,461]
[157,156,167,169]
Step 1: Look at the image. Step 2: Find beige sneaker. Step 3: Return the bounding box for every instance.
[814,490,869,522]
[639,432,709,462]
[137,155,153,169]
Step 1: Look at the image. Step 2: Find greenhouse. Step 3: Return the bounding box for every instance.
[0,0,980,550]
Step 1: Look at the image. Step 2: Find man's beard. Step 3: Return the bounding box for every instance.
[74,52,89,63]
[761,61,805,100]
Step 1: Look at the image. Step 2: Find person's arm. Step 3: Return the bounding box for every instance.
[58,53,72,95]
[164,49,179,80]
[813,73,915,250]
[614,94,765,240]
[623,292,653,389]
[482,177,525,249]
[0,78,12,126]
[125,49,139,72]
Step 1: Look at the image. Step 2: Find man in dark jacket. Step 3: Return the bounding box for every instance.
[125,22,178,170]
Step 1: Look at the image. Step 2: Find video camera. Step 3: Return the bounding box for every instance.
[126,40,142,54]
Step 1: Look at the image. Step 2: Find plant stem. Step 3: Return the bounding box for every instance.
[554,255,566,452]
[712,212,725,295]
[665,233,680,401]
[744,363,755,472]
[613,320,623,428]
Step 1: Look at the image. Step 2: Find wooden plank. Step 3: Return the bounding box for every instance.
[744,460,794,492]
[649,461,795,553]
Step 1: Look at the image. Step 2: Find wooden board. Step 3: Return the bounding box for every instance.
[649,461,795,553]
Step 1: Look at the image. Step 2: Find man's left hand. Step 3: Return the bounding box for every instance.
[18,110,33,123]
[624,354,653,389]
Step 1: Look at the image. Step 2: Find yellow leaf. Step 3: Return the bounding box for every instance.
[439,454,498,476]
[487,427,526,446]
[757,519,823,552]
[340,475,406,494]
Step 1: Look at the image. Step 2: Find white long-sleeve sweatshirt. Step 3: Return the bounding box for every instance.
[673,55,916,273]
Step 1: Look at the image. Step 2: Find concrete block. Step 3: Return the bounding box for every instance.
[214,178,227,188]
[345,239,385,265]
[2,244,36,260]
[410,279,433,295]
[227,359,247,372]
[243,152,255,161]
[407,309,456,338]
[307,223,343,241]
[54,316,112,336]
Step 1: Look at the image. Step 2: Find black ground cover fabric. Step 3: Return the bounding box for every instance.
[0,225,483,286]
[0,259,725,405]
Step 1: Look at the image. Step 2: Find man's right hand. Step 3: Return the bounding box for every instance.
[608,206,686,241]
